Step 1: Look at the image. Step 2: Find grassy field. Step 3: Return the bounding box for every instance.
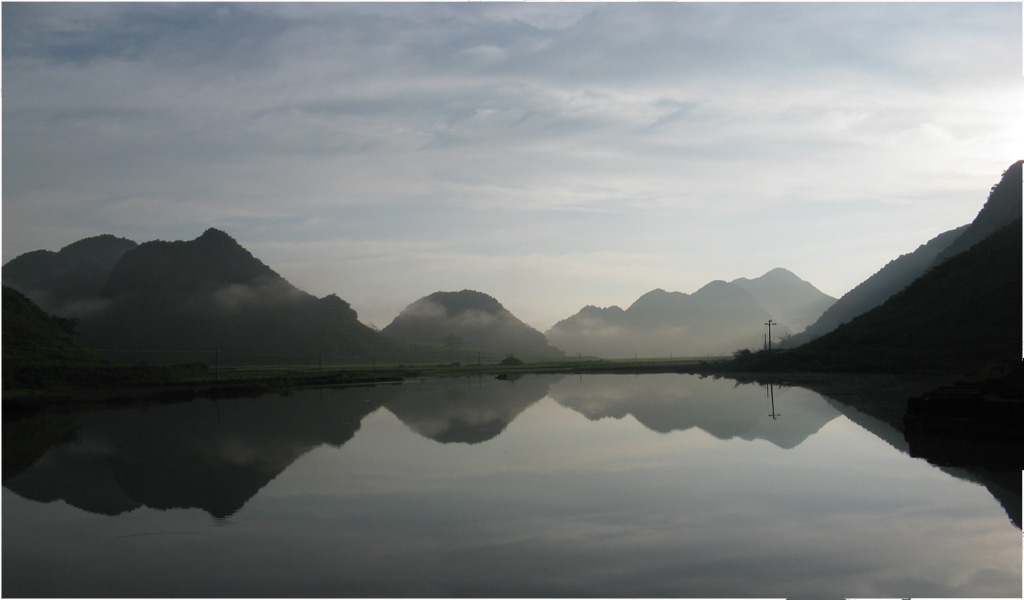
[210,355,725,379]
[2,355,724,402]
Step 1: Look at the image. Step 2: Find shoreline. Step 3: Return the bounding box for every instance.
[3,358,965,432]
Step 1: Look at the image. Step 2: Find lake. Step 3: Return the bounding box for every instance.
[3,374,1020,597]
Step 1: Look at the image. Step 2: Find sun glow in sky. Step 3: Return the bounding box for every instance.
[2,2,1021,330]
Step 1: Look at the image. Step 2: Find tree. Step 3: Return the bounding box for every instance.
[500,354,523,366]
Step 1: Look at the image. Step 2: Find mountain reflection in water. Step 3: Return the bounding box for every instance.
[4,375,838,520]
[3,374,1020,598]
[549,375,837,449]
[0,374,1009,521]
[4,386,388,518]
[383,375,551,444]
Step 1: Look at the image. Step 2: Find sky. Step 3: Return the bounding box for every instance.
[2,2,1022,332]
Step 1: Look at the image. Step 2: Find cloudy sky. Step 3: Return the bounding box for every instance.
[3,2,1021,331]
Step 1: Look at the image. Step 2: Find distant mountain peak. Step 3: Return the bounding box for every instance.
[697,279,730,290]
[424,289,504,316]
[727,268,835,334]
[548,268,836,358]
[384,289,562,358]
[759,267,800,281]
[579,304,624,315]
[693,280,745,299]
[101,229,280,299]
[60,234,138,254]
[196,227,241,246]
[628,288,686,309]
[2,233,139,316]
[732,267,805,286]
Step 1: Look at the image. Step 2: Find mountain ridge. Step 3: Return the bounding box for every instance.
[737,216,1022,372]
[933,160,1022,263]
[784,226,967,346]
[383,289,563,359]
[4,229,401,365]
[730,267,836,333]
[547,268,832,358]
[2,234,138,317]
[6,160,1016,369]
[786,159,1022,347]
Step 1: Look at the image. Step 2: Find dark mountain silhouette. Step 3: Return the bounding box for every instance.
[2,284,217,392]
[786,160,1022,347]
[2,234,137,317]
[784,226,967,347]
[101,228,279,299]
[2,285,105,368]
[730,268,835,333]
[934,161,1022,263]
[4,228,402,365]
[3,387,386,518]
[547,276,813,358]
[740,216,1022,372]
[382,290,563,360]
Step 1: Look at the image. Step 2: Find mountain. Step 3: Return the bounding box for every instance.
[2,285,105,369]
[739,216,1022,372]
[784,226,967,346]
[810,218,1021,369]
[1,284,221,393]
[2,234,137,317]
[933,160,1022,263]
[787,160,1022,347]
[547,279,787,358]
[382,290,563,360]
[730,268,835,333]
[4,228,402,365]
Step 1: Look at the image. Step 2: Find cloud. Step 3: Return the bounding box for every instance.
[398,298,448,321]
[207,277,306,313]
[3,3,1021,329]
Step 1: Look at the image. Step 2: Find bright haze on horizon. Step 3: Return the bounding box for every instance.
[2,2,1021,331]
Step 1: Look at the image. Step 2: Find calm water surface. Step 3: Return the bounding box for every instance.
[3,374,1020,597]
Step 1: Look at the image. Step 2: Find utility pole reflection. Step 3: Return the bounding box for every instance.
[765,383,781,420]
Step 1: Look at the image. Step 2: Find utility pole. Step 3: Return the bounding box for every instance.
[764,319,776,352]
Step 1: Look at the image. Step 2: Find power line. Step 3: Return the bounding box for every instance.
[764,319,776,352]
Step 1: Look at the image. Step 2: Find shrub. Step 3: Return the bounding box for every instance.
[500,354,524,366]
